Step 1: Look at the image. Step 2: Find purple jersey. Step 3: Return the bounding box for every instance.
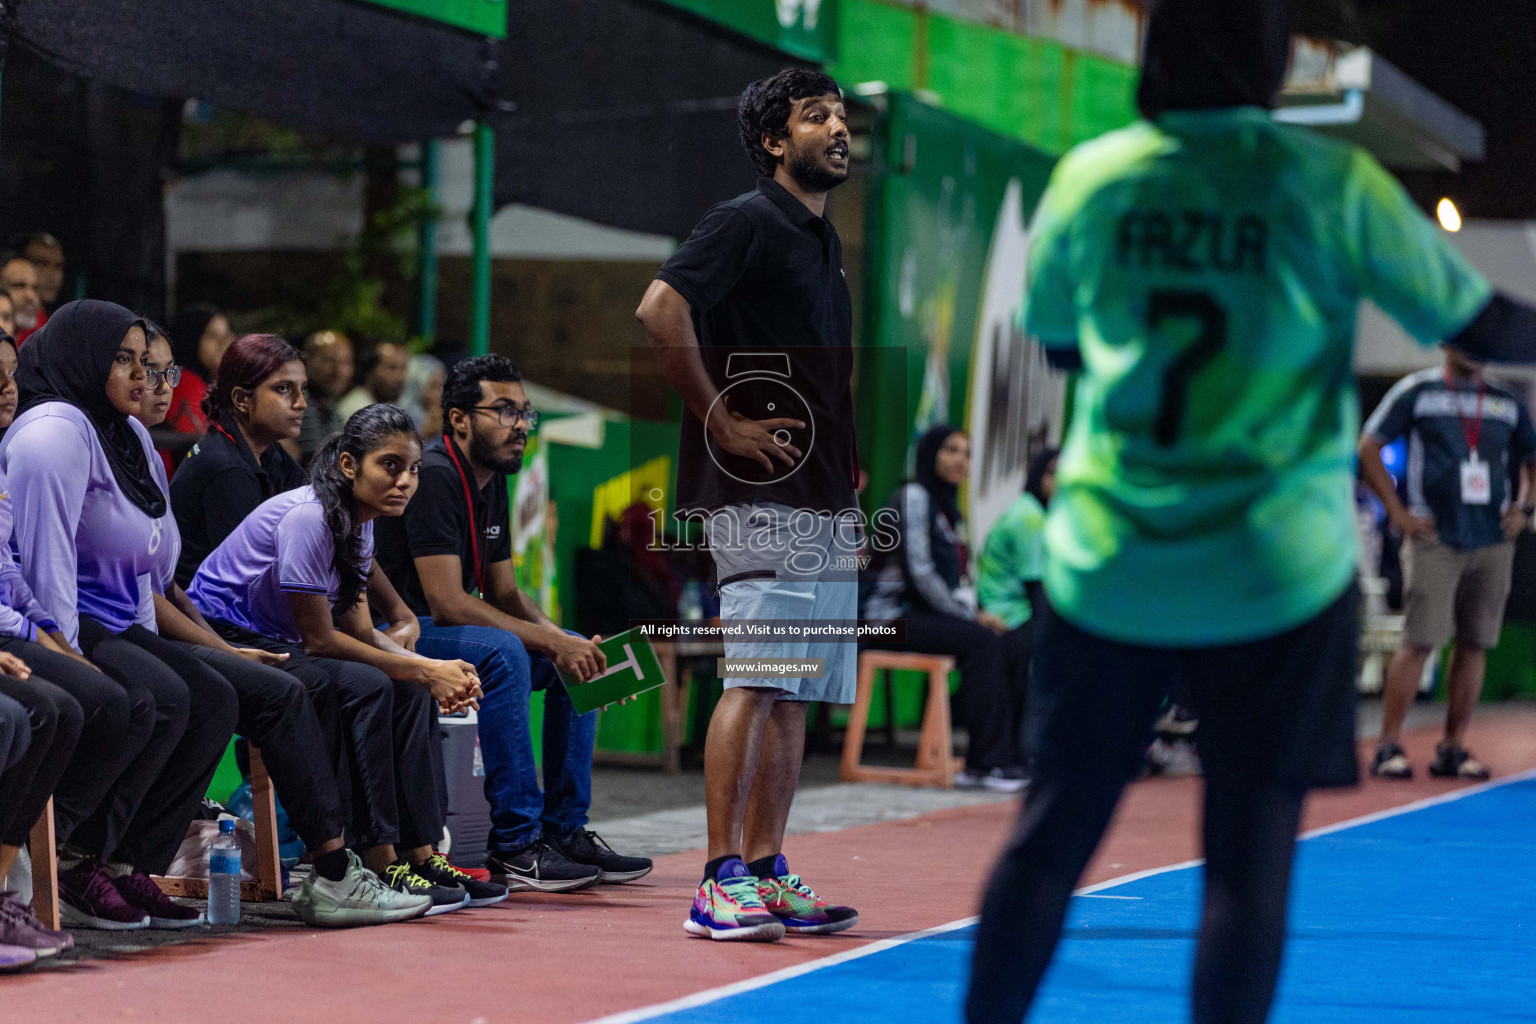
[0,403,164,646]
[0,466,60,642]
[187,486,374,645]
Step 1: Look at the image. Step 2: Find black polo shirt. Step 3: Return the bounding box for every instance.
[169,423,306,586]
[656,176,857,516]
[374,436,512,618]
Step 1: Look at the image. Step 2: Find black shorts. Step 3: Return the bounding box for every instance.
[1034,583,1360,790]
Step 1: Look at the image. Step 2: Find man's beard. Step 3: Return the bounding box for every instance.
[13,307,37,330]
[469,429,524,475]
[786,143,848,194]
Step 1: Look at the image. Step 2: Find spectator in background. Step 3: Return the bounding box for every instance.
[338,340,410,422]
[20,234,66,312]
[1359,346,1536,780]
[170,334,308,586]
[294,329,355,465]
[0,291,14,339]
[0,258,42,344]
[862,426,1030,791]
[399,354,446,441]
[164,303,234,437]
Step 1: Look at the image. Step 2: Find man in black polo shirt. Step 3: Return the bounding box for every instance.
[636,68,861,942]
[374,355,653,892]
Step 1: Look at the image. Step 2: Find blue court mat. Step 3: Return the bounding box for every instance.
[618,776,1536,1024]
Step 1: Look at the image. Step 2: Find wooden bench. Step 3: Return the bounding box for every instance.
[840,651,962,788]
[29,747,284,930]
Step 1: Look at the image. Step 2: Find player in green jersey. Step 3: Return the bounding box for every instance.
[966,2,1536,1023]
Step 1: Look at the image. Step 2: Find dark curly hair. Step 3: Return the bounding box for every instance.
[738,68,842,177]
[441,354,523,415]
[309,403,421,612]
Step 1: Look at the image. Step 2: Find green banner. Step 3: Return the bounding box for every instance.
[657,0,838,63]
[358,0,508,38]
[857,92,1066,542]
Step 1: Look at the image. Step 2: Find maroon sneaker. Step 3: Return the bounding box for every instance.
[111,870,205,929]
[0,891,74,956]
[57,861,149,930]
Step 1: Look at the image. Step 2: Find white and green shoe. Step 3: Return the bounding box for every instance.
[291,851,431,928]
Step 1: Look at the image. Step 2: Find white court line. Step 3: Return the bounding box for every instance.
[580,768,1536,1024]
[1079,894,1142,900]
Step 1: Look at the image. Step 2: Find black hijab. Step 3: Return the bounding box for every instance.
[17,299,168,518]
[914,425,964,525]
[1137,0,1295,120]
[167,302,220,378]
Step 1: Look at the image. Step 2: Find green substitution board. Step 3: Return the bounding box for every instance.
[359,0,508,38]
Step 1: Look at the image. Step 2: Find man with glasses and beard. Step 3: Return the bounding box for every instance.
[373,355,653,893]
[635,68,862,942]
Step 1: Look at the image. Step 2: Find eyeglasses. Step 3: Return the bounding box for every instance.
[147,365,182,389]
[469,403,539,429]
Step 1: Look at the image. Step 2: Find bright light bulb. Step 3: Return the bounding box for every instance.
[1437,198,1462,232]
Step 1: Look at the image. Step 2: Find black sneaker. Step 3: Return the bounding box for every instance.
[1428,742,1491,780]
[416,853,509,908]
[552,829,654,884]
[1370,741,1413,779]
[485,838,601,893]
[380,861,469,916]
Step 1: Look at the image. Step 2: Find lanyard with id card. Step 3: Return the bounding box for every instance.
[1447,370,1491,505]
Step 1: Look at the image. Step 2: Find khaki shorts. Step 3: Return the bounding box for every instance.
[1401,535,1515,650]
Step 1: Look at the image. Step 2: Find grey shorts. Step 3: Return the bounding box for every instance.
[707,501,860,704]
[1402,535,1515,650]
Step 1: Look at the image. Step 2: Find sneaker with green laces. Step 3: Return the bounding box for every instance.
[754,855,858,935]
[381,860,468,917]
[685,858,784,942]
[291,851,431,927]
[415,853,509,908]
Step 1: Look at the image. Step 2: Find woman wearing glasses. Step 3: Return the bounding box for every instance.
[168,334,308,586]
[0,300,238,929]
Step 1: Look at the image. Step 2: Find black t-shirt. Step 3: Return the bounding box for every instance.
[169,423,306,587]
[374,436,513,618]
[655,176,857,516]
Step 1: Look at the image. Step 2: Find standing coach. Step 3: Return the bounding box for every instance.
[636,68,862,943]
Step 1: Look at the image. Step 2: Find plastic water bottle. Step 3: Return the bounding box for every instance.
[207,819,241,925]
[679,580,704,621]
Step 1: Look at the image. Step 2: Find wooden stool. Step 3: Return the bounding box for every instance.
[30,746,284,929]
[840,651,961,788]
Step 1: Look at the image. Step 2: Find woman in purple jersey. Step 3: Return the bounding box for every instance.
[131,332,432,927]
[190,405,503,912]
[0,300,237,930]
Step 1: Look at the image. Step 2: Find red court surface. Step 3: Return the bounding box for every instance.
[5,707,1534,1024]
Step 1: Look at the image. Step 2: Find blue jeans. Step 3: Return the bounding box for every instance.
[415,620,596,851]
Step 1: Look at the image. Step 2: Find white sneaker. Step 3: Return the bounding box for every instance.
[290,851,431,928]
[955,767,1027,793]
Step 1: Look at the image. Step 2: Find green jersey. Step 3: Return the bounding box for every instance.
[977,492,1048,630]
[1026,108,1491,646]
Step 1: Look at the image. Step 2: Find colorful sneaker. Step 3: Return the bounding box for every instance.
[111,869,205,929]
[291,850,431,927]
[1428,742,1491,780]
[381,861,468,917]
[0,891,74,956]
[486,838,600,893]
[1370,741,1413,780]
[551,829,654,884]
[754,855,858,935]
[57,861,149,930]
[0,942,36,972]
[684,858,784,942]
[416,853,509,908]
